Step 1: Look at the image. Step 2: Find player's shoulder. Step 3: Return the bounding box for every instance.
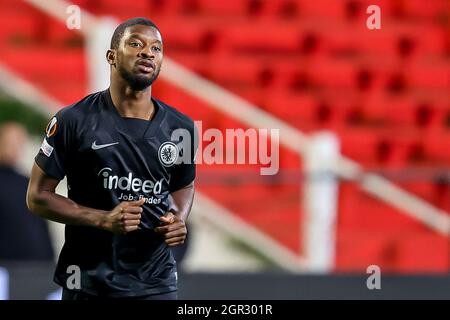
[55,91,104,124]
[157,98,195,130]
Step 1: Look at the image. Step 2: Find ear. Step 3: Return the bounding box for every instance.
[106,49,116,66]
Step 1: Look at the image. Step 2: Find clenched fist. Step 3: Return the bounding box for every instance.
[154,211,187,246]
[100,198,144,234]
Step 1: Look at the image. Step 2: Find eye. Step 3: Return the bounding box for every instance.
[130,41,142,47]
[152,46,162,52]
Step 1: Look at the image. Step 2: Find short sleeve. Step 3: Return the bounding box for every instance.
[169,123,198,192]
[35,111,74,180]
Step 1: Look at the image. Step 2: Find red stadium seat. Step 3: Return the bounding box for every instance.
[0,11,38,43]
[336,229,449,272]
[363,96,443,128]
[408,64,450,89]
[402,0,449,19]
[45,17,84,44]
[0,47,85,82]
[266,92,317,127]
[196,0,250,16]
[306,57,358,88]
[168,52,206,73]
[219,23,300,53]
[157,19,213,51]
[91,0,151,18]
[262,0,301,19]
[423,130,450,163]
[339,129,381,164]
[296,0,346,19]
[205,55,266,88]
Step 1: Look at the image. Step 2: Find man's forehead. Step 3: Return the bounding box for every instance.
[123,25,163,43]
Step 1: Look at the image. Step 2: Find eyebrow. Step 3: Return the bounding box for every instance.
[128,33,162,44]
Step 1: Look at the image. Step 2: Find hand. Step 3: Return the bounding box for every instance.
[154,211,187,247]
[100,198,144,234]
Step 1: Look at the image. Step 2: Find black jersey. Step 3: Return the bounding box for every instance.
[35,89,197,297]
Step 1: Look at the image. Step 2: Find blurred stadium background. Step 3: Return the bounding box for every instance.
[0,0,449,299]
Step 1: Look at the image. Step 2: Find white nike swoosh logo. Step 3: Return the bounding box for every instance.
[91,141,119,150]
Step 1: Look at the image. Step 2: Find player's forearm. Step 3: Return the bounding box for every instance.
[170,182,195,222]
[27,190,106,228]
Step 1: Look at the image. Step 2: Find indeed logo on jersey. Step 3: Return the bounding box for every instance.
[98,167,163,204]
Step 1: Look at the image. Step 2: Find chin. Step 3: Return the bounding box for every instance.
[119,66,159,90]
[133,79,156,91]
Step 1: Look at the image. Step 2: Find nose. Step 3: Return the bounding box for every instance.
[139,45,154,60]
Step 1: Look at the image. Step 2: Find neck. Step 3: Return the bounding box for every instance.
[109,77,154,120]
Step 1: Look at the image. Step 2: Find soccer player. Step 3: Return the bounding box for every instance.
[26,17,197,300]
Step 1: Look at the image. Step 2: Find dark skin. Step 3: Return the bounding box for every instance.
[26,24,194,246]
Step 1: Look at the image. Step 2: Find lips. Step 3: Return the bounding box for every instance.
[137,60,155,73]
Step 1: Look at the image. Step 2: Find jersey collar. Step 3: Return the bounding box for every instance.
[102,88,166,139]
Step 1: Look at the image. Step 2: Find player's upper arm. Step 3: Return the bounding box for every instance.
[28,109,75,212]
[35,109,77,181]
[26,162,61,213]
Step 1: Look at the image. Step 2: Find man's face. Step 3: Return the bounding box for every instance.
[114,25,163,90]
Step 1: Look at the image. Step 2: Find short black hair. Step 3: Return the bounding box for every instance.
[110,17,160,50]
